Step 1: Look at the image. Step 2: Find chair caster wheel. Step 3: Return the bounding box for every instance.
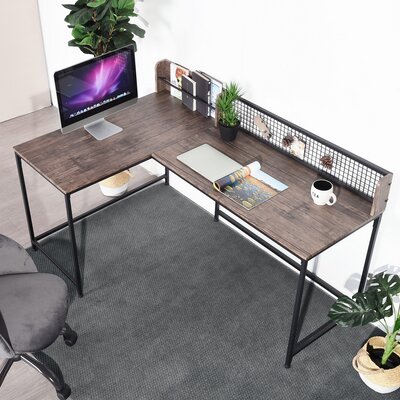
[64,330,78,347]
[57,384,71,400]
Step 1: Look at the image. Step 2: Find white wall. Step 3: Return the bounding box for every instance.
[0,0,50,122]
[38,0,400,295]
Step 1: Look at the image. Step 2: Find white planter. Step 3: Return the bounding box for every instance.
[358,372,400,394]
[353,336,400,394]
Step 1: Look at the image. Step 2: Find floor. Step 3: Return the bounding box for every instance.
[0,107,158,400]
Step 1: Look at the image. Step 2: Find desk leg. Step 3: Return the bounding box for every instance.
[64,194,84,297]
[285,259,308,368]
[165,167,169,186]
[214,202,220,222]
[358,215,382,293]
[15,154,36,250]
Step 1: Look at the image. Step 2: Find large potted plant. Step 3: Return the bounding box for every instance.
[216,82,243,142]
[63,0,145,56]
[63,0,146,196]
[328,272,400,393]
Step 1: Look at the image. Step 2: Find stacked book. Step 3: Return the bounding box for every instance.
[169,62,223,118]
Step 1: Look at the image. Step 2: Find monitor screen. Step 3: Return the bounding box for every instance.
[54,45,137,139]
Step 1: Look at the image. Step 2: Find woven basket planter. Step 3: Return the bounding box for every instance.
[352,336,400,393]
[99,171,132,197]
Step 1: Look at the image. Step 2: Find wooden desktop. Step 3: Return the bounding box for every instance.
[13,72,392,367]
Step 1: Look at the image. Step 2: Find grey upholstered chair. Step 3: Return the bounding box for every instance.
[0,234,77,400]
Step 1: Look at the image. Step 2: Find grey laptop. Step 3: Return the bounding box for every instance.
[177,144,242,182]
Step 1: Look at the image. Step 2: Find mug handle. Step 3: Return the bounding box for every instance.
[327,193,337,206]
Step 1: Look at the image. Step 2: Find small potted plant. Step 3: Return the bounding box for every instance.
[216,82,243,142]
[328,272,400,393]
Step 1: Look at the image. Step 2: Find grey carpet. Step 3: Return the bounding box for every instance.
[28,184,396,400]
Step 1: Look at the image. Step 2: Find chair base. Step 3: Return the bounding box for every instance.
[61,323,78,347]
[0,324,77,399]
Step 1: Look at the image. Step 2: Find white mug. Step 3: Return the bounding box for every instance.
[311,179,337,206]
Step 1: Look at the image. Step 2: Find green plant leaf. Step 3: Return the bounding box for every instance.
[62,4,80,11]
[96,2,110,20]
[71,24,87,39]
[76,33,95,48]
[87,0,107,8]
[112,30,133,48]
[121,23,145,37]
[394,314,400,333]
[117,0,134,10]
[369,273,400,297]
[68,39,95,55]
[67,39,79,47]
[101,18,115,34]
[116,16,130,23]
[328,293,380,327]
[79,46,96,55]
[65,8,93,26]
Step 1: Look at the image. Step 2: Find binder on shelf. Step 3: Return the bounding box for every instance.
[192,71,211,117]
[181,75,196,111]
[198,71,223,118]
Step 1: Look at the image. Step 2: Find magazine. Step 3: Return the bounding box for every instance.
[170,62,190,100]
[213,161,288,210]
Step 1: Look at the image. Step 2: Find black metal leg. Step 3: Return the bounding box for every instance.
[65,194,83,297]
[165,167,169,185]
[15,154,36,250]
[285,260,308,368]
[358,215,382,293]
[20,354,64,392]
[0,359,14,387]
[214,202,219,222]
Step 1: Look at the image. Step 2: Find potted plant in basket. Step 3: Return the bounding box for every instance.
[63,0,146,196]
[328,272,400,393]
[216,82,243,142]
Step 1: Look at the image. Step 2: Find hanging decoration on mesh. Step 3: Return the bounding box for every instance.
[253,115,272,139]
[282,135,294,148]
[320,154,334,169]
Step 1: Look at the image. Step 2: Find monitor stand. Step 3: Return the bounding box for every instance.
[84,118,122,140]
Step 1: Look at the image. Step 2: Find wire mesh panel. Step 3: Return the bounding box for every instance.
[235,98,385,200]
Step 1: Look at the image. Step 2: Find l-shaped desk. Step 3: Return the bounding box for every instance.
[14,90,391,368]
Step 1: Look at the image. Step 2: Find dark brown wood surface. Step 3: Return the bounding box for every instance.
[14,92,210,194]
[14,91,374,261]
[153,129,374,261]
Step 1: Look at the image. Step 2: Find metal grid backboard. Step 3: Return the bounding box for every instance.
[235,98,384,200]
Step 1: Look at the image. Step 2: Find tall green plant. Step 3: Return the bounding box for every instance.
[329,272,400,366]
[216,82,243,127]
[63,0,145,56]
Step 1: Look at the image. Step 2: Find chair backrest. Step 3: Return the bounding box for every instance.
[0,234,37,276]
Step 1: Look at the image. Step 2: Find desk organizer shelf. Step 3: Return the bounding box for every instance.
[155,59,392,216]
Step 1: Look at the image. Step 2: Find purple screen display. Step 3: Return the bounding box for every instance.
[57,51,134,121]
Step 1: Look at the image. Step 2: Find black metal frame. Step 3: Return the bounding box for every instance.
[213,202,383,368]
[15,153,169,297]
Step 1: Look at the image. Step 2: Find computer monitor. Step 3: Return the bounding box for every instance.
[54,45,137,140]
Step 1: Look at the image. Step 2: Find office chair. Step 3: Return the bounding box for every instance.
[0,234,77,400]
